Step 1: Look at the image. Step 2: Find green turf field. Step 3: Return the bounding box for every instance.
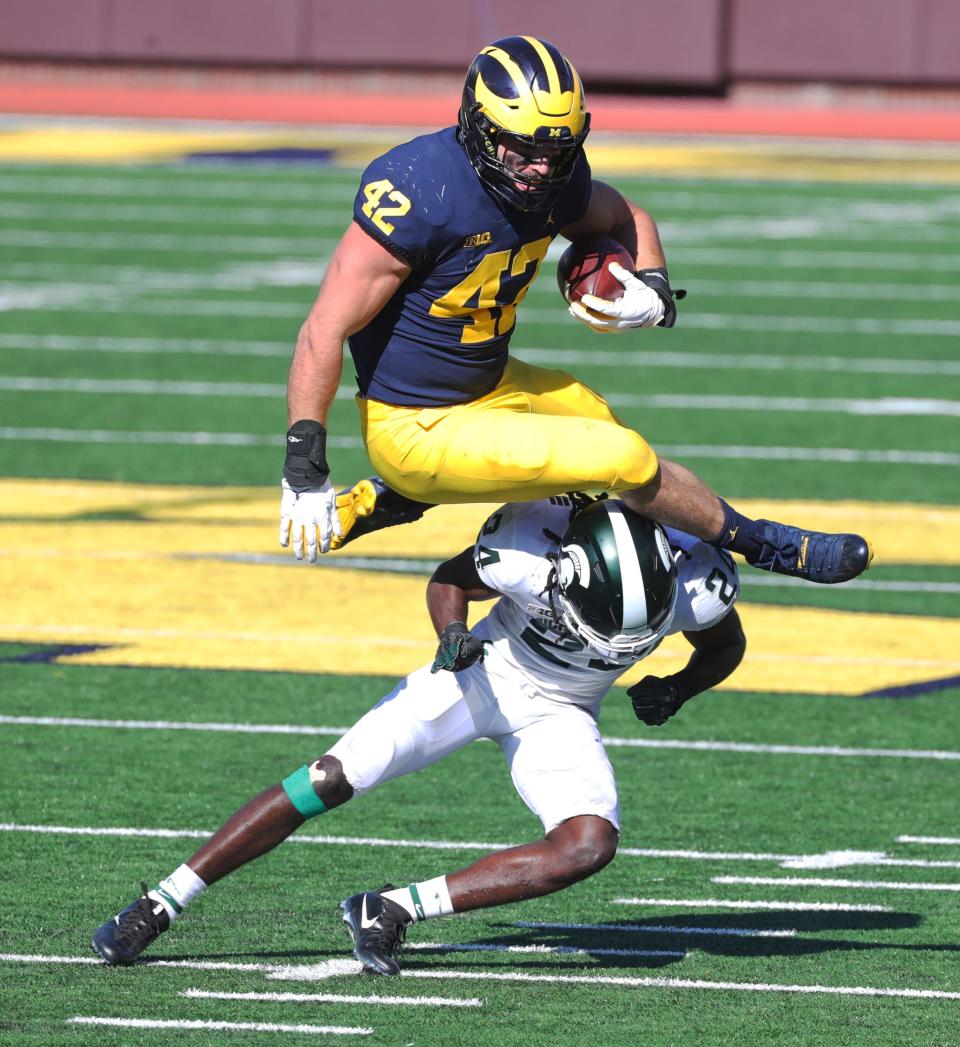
[1,153,959,1045]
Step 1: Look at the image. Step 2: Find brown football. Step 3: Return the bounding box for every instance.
[556,236,635,304]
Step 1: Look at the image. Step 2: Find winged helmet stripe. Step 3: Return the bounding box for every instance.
[523,36,564,96]
[481,42,534,98]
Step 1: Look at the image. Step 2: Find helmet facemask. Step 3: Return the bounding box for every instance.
[549,501,679,661]
[458,36,590,213]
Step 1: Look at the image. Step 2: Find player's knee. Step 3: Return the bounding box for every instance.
[482,439,551,481]
[620,440,660,489]
[309,755,354,810]
[282,755,353,820]
[552,816,619,881]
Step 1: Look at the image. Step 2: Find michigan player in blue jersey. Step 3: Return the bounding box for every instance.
[279,35,871,584]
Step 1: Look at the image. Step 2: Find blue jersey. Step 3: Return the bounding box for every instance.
[348,127,592,407]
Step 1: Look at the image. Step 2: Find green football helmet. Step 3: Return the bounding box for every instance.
[458,35,590,212]
[553,500,678,659]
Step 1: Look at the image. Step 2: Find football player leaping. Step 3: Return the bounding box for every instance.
[279,34,870,584]
[94,495,746,974]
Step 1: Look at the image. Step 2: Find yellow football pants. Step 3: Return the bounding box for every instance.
[357,358,659,504]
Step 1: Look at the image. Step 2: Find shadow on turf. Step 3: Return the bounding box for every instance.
[166,909,954,972]
[468,909,960,966]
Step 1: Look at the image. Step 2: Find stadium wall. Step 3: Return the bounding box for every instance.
[1,0,958,89]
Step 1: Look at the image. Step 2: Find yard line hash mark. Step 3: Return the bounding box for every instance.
[180,988,483,1007]
[713,875,960,892]
[396,969,960,1001]
[611,898,893,912]
[67,1016,372,1036]
[512,921,795,939]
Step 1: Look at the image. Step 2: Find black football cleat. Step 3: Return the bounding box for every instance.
[747,520,873,584]
[331,477,432,551]
[92,882,170,966]
[340,886,412,975]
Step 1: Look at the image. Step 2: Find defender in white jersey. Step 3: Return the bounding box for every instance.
[92,496,744,976]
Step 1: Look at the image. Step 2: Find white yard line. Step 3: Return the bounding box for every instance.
[0,426,361,449]
[2,821,953,872]
[596,738,960,761]
[0,229,336,254]
[67,1016,372,1036]
[0,174,356,200]
[6,333,960,380]
[395,969,960,1000]
[0,376,292,397]
[2,426,956,468]
[180,987,483,1007]
[606,396,960,417]
[527,278,960,303]
[611,898,893,912]
[0,172,947,207]
[0,295,309,318]
[655,445,960,467]
[0,200,347,227]
[8,266,960,303]
[2,719,959,761]
[0,333,293,354]
[898,835,960,846]
[3,214,960,269]
[515,347,960,377]
[0,715,348,736]
[7,952,958,1003]
[713,875,960,892]
[0,821,513,852]
[668,247,960,272]
[2,375,958,416]
[1,952,285,971]
[5,280,960,338]
[659,216,958,245]
[511,921,794,939]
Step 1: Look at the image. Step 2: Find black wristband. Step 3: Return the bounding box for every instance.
[637,267,687,329]
[283,419,329,488]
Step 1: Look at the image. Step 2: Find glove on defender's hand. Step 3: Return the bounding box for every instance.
[628,674,690,726]
[431,621,485,673]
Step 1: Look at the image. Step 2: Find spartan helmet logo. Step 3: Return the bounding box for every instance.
[554,500,678,659]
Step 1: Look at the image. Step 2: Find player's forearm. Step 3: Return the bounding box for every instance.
[427,549,496,634]
[675,633,746,699]
[286,318,344,426]
[426,581,471,637]
[614,202,666,271]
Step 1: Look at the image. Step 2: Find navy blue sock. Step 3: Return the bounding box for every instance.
[712,500,764,560]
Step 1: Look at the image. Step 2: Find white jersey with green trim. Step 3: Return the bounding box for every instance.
[471,498,739,706]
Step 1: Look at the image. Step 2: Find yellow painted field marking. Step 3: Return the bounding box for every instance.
[1,480,958,695]
[0,126,398,165]
[3,125,958,183]
[586,141,960,184]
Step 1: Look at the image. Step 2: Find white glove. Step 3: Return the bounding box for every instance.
[571,261,666,333]
[279,477,342,561]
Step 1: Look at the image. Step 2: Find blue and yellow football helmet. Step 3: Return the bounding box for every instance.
[458,35,590,212]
